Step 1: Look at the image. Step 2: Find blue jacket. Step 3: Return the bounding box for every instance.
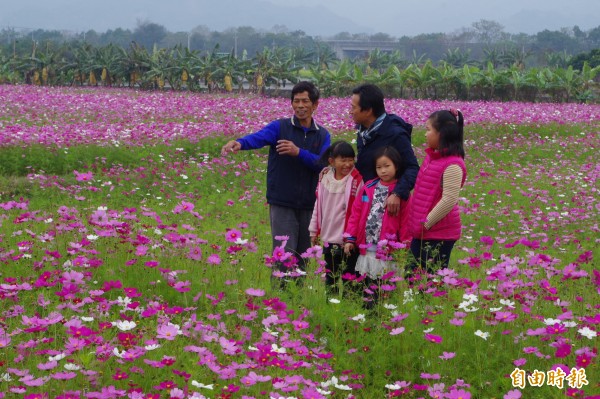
[355,114,419,200]
[237,116,331,210]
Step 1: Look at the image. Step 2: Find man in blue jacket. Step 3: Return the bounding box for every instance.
[350,83,419,216]
[221,81,331,283]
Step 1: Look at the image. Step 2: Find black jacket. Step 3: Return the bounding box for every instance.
[355,113,419,200]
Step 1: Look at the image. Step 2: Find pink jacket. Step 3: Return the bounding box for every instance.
[309,168,363,243]
[409,147,466,240]
[344,178,409,255]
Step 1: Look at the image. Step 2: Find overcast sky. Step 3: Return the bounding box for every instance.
[2,0,598,37]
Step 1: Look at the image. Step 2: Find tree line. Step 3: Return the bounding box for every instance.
[0,21,599,102]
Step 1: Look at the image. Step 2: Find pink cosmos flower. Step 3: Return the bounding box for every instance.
[495,311,518,322]
[173,201,195,214]
[513,358,527,366]
[503,389,522,399]
[292,320,309,331]
[425,333,442,343]
[74,170,93,182]
[207,254,221,265]
[225,229,242,243]
[157,324,181,340]
[0,335,11,348]
[245,288,265,297]
[546,323,567,335]
[447,388,471,399]
[188,246,202,261]
[555,343,572,358]
[272,246,291,262]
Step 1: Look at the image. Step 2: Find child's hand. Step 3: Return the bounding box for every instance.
[344,243,354,255]
[385,193,401,216]
[311,236,319,246]
[319,167,329,181]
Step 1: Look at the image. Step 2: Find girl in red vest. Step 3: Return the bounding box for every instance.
[408,109,467,277]
[309,141,364,297]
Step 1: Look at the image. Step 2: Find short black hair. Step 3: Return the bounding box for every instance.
[291,81,320,103]
[320,140,355,165]
[352,84,385,117]
[372,146,404,179]
[428,110,465,158]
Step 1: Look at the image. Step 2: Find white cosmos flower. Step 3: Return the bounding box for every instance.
[500,299,515,308]
[544,318,561,326]
[117,296,132,307]
[112,320,136,331]
[475,330,490,340]
[463,293,478,302]
[578,326,597,339]
[328,298,341,304]
[49,353,66,361]
[113,348,126,358]
[383,303,397,310]
[351,314,366,323]
[191,381,214,389]
[145,344,161,350]
[264,327,279,337]
[80,316,94,322]
[86,235,99,241]
[64,363,81,371]
[271,344,286,354]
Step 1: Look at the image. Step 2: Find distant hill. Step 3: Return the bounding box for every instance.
[2,0,373,36]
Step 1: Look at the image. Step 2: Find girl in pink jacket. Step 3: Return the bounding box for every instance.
[309,141,364,296]
[344,146,409,307]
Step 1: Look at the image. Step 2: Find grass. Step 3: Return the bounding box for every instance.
[0,122,597,398]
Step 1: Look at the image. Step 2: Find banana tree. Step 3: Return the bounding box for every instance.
[476,62,509,101]
[403,60,437,99]
[88,43,126,86]
[194,46,224,92]
[120,42,153,88]
[507,66,534,101]
[19,41,60,85]
[143,47,179,90]
[549,66,581,102]
[215,51,249,92]
[433,62,459,99]
[314,59,356,97]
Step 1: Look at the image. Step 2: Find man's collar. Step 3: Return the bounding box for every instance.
[291,115,318,130]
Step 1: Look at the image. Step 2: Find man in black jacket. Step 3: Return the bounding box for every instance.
[350,83,419,216]
[221,81,331,281]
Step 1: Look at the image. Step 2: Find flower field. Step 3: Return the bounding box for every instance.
[0,85,598,399]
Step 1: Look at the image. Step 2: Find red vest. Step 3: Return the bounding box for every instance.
[409,148,466,240]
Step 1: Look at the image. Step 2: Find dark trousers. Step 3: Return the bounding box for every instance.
[323,243,359,291]
[269,204,312,272]
[408,239,456,274]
